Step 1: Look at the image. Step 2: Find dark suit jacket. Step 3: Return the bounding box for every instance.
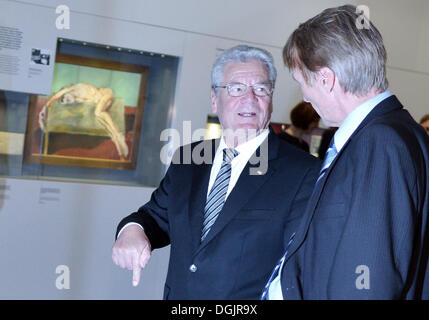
[278,131,310,153]
[281,95,429,299]
[116,130,320,299]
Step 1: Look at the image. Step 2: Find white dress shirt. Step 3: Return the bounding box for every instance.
[267,91,393,300]
[207,129,269,199]
[118,129,270,237]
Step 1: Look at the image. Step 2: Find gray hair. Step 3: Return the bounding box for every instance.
[211,45,277,96]
[283,5,388,96]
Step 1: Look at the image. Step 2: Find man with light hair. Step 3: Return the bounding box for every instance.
[112,45,319,299]
[262,5,429,299]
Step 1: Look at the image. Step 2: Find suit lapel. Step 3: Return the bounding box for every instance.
[285,95,404,262]
[284,157,332,262]
[193,130,279,257]
[188,139,218,253]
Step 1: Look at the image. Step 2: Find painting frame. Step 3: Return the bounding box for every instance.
[23,51,149,170]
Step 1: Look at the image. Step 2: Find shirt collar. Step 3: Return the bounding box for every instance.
[334,91,392,152]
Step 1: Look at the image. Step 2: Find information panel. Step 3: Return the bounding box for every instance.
[0,0,57,95]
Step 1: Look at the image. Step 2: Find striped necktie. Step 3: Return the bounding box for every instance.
[261,232,296,300]
[316,138,338,183]
[201,148,238,242]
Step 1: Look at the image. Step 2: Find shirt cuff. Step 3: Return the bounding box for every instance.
[117,222,144,238]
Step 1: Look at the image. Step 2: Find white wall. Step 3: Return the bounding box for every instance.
[6,0,428,300]
[365,0,429,122]
[0,178,169,299]
[15,0,359,126]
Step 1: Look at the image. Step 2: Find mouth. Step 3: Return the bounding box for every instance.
[237,112,256,117]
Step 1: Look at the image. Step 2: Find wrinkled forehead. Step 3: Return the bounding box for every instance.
[222,60,270,83]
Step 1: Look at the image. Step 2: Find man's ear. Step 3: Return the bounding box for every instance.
[211,89,218,113]
[318,67,336,93]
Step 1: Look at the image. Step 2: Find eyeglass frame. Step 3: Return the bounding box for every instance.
[212,81,274,97]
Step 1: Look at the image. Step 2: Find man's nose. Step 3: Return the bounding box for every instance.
[241,86,258,101]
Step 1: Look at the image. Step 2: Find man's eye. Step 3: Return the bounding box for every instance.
[230,86,243,92]
[255,85,270,93]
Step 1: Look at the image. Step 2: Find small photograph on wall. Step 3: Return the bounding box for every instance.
[30,48,51,66]
[24,44,149,170]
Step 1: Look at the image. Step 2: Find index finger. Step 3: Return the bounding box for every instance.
[132,257,142,287]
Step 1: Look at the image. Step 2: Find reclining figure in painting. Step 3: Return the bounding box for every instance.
[38,83,129,158]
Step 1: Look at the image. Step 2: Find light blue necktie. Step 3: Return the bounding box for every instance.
[316,138,338,183]
[260,232,296,300]
[261,139,338,299]
[201,148,238,242]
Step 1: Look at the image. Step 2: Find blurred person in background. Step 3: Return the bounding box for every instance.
[278,101,320,152]
[420,114,429,135]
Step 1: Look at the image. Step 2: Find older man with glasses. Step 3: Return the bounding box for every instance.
[112,45,320,299]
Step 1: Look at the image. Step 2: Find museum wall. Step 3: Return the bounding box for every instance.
[365,0,429,122]
[2,0,427,299]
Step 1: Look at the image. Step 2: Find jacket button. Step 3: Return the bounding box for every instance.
[189,264,197,272]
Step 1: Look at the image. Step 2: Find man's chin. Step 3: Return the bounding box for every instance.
[321,118,339,128]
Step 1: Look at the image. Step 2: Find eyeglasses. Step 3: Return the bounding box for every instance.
[212,82,274,97]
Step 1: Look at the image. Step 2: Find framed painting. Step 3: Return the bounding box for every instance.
[23,52,148,170]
